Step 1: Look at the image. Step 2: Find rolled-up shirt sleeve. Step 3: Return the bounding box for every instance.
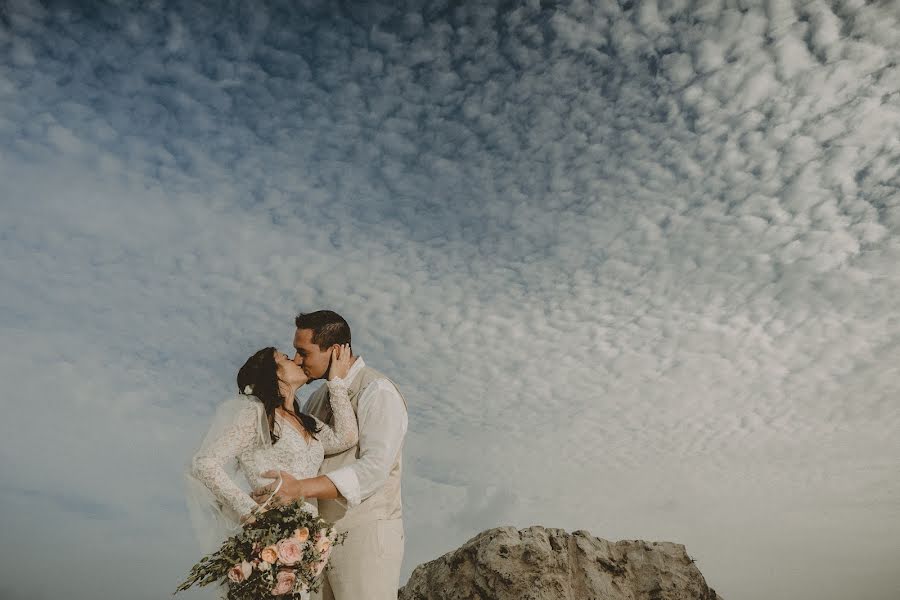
[324,379,407,507]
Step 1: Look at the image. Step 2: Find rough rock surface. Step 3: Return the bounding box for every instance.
[399,526,724,600]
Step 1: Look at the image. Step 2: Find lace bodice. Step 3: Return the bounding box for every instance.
[191,378,358,520]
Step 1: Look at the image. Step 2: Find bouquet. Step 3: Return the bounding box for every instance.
[176,500,345,598]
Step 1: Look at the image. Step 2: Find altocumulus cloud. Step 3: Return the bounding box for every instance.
[0,1,898,599]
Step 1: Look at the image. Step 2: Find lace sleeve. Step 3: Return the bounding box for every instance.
[191,402,262,519]
[314,378,359,454]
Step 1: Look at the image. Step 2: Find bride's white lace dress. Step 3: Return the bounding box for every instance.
[191,377,358,522]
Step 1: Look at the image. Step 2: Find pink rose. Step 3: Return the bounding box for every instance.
[271,570,296,595]
[313,546,332,577]
[227,561,252,583]
[293,527,310,543]
[276,538,304,566]
[227,565,244,583]
[313,559,327,577]
[314,533,331,554]
[260,545,279,564]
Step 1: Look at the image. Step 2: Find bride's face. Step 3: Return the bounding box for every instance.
[274,350,308,387]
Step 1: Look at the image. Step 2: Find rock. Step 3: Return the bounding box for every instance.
[399,526,724,600]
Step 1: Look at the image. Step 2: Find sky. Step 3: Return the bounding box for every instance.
[0,1,898,599]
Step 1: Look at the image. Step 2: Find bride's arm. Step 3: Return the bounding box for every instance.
[313,376,359,454]
[191,402,262,520]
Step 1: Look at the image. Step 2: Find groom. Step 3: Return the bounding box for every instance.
[254,310,408,600]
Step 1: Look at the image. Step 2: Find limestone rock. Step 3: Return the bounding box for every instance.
[399,526,724,600]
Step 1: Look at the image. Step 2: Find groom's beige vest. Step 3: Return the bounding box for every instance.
[305,365,407,531]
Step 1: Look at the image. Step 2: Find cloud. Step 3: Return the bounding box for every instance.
[1,1,899,600]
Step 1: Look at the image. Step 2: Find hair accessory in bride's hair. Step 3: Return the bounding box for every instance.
[243,385,254,395]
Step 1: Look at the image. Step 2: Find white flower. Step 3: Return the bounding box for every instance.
[244,385,253,395]
[240,561,253,579]
[258,561,271,571]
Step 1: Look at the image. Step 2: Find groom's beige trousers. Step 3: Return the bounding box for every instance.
[305,365,408,600]
[319,518,404,600]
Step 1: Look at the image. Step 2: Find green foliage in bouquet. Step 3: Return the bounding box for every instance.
[176,500,345,598]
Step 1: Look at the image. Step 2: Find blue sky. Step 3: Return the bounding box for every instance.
[1,1,899,599]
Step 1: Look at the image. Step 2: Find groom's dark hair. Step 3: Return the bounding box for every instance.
[295,310,351,350]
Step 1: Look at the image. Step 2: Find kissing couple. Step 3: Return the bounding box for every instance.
[187,310,408,599]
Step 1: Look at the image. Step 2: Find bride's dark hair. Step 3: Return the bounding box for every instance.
[236,347,320,440]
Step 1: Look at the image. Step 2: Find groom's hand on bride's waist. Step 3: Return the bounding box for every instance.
[251,470,298,506]
[252,471,342,505]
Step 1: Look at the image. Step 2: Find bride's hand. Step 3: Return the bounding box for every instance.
[328,344,352,381]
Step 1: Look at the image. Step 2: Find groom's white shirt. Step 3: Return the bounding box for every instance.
[309,356,408,508]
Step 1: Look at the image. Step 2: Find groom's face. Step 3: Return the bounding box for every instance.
[292,328,332,381]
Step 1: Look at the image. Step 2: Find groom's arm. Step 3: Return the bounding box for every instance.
[323,379,408,507]
[253,471,340,505]
[292,474,340,500]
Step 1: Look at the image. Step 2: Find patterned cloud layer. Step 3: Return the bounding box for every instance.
[1,2,898,599]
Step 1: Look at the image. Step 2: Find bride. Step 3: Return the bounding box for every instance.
[187,344,357,552]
